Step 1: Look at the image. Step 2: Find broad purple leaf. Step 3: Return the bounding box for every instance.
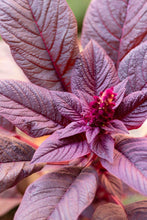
[71,40,119,97]
[0,187,22,217]
[0,135,35,162]
[81,0,147,67]
[92,203,127,220]
[0,162,43,193]
[99,172,123,199]
[0,0,79,91]
[14,167,98,220]
[101,136,147,195]
[86,127,100,144]
[91,134,114,163]
[115,89,147,129]
[0,116,15,132]
[103,120,129,135]
[125,200,147,220]
[0,80,83,137]
[118,42,147,95]
[32,131,90,163]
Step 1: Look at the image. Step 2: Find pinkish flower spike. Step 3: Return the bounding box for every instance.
[84,88,117,127]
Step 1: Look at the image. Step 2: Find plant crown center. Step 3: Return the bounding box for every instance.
[84,87,117,127]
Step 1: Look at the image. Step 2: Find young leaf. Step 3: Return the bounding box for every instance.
[92,203,127,220]
[81,0,147,67]
[71,40,118,97]
[118,42,147,95]
[0,0,79,91]
[0,135,35,162]
[14,167,98,220]
[125,200,147,220]
[0,162,44,193]
[115,89,147,129]
[101,136,147,195]
[32,131,90,163]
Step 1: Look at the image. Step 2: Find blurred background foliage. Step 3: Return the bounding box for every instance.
[67,0,91,32]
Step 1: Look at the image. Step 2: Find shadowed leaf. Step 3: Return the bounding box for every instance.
[125,200,147,220]
[0,162,44,193]
[14,167,98,220]
[0,135,35,162]
[92,203,127,220]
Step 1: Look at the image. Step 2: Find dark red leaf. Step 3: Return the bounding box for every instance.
[0,134,35,162]
[99,172,123,200]
[0,0,79,91]
[125,200,147,220]
[92,203,127,220]
[71,40,118,97]
[0,162,44,193]
[14,167,98,220]
[0,116,15,132]
[81,0,147,67]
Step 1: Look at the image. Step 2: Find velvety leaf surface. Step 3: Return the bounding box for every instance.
[81,0,147,66]
[0,135,35,162]
[14,167,98,220]
[0,0,79,91]
[0,162,44,193]
[101,136,147,195]
[125,200,147,220]
[0,80,83,137]
[115,89,147,129]
[32,131,90,163]
[92,203,127,220]
[71,40,118,97]
[103,120,129,135]
[99,172,123,199]
[118,42,147,95]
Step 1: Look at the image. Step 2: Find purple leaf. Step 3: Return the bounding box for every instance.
[92,203,127,220]
[71,40,119,97]
[86,127,100,144]
[103,120,129,135]
[101,136,147,195]
[0,80,70,137]
[14,167,98,220]
[115,89,147,129]
[99,172,123,199]
[125,200,147,220]
[0,0,79,91]
[32,131,90,163]
[81,0,147,67]
[59,121,87,139]
[91,134,114,163]
[0,116,15,132]
[0,134,35,162]
[118,42,147,95]
[0,162,44,193]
